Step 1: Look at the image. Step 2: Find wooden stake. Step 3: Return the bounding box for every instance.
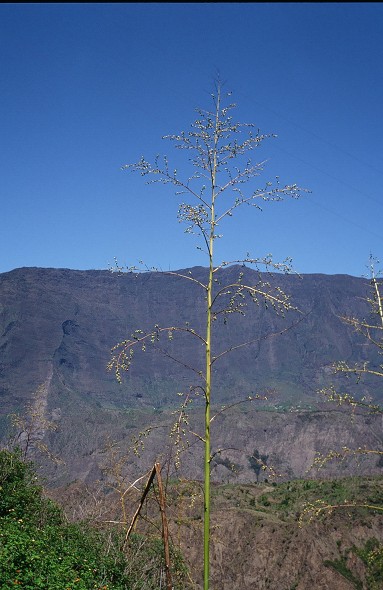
[121,464,156,549]
[121,462,173,590]
[155,462,173,590]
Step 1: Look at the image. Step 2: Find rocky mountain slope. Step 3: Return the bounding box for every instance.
[0,266,382,485]
[50,475,383,590]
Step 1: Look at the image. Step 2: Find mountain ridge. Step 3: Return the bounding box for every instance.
[1,265,382,485]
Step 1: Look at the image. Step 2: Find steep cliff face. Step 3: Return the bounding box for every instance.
[1,266,381,410]
[0,266,382,484]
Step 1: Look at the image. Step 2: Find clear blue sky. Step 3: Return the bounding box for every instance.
[1,3,382,277]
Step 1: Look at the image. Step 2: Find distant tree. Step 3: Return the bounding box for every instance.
[248,448,269,482]
[7,385,61,463]
[109,79,304,590]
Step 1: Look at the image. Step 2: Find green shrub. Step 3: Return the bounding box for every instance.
[0,448,61,525]
[323,557,362,590]
[356,538,383,590]
[0,449,189,589]
[259,494,271,507]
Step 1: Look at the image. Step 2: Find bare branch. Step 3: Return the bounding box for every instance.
[210,394,268,422]
[212,314,306,364]
[299,500,383,527]
[108,325,207,382]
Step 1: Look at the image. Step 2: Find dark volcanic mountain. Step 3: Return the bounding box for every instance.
[0,266,382,484]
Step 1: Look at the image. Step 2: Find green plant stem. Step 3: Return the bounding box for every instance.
[204,256,212,590]
[203,91,220,590]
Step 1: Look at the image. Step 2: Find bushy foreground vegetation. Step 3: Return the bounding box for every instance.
[0,449,188,589]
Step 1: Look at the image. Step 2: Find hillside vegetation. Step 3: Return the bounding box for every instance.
[44,466,383,590]
[0,449,189,590]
